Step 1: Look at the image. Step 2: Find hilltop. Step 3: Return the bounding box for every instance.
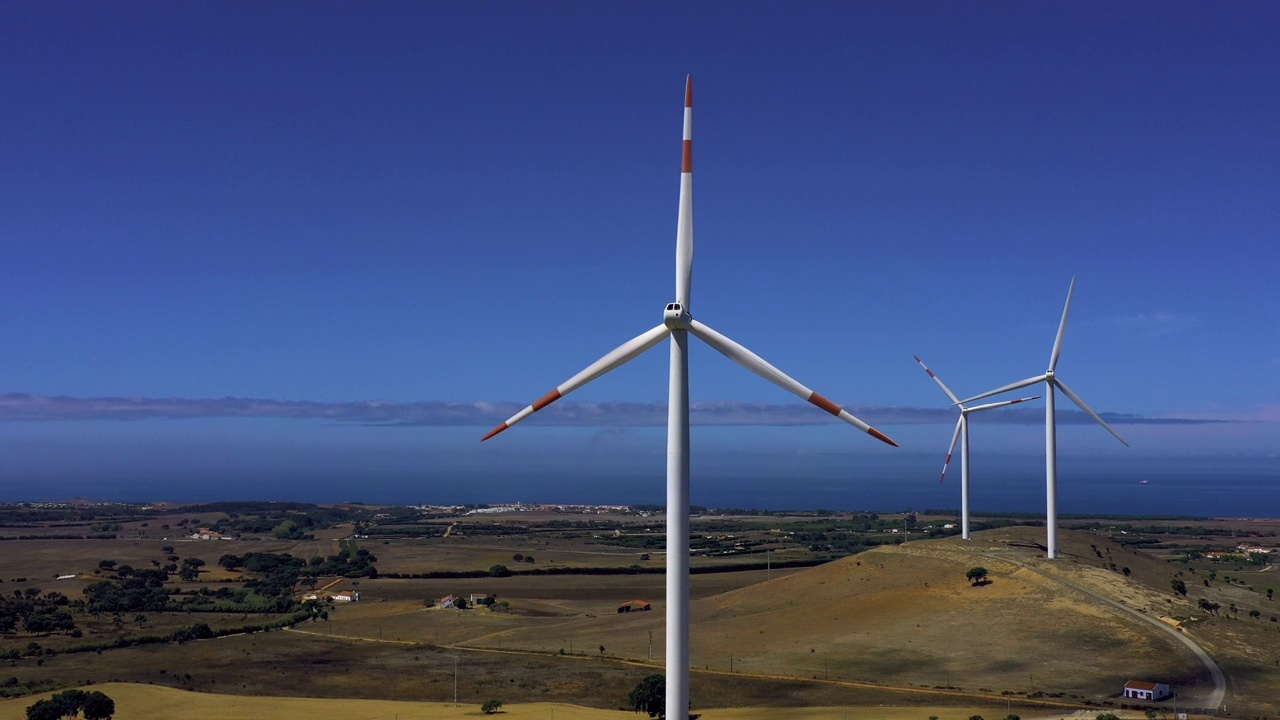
[683,525,1207,704]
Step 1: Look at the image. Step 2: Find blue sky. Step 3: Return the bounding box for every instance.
[1,3,1277,506]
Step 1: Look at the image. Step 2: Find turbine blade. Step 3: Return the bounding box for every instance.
[687,318,898,446]
[941,415,963,483]
[481,324,670,441]
[914,355,961,405]
[1052,377,1129,447]
[957,374,1046,405]
[968,395,1040,413]
[1049,277,1075,372]
[675,75,693,307]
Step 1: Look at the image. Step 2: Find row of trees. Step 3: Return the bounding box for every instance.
[25,689,113,720]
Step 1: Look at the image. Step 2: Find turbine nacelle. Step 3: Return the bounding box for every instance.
[663,302,691,329]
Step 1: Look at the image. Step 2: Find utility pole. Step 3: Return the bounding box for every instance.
[767,549,771,580]
[648,630,653,661]
[444,655,458,707]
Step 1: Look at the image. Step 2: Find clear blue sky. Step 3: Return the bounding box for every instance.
[1,2,1277,505]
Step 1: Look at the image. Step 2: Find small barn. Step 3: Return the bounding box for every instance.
[1123,680,1172,701]
[618,600,652,613]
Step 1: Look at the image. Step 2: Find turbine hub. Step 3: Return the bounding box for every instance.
[663,302,690,329]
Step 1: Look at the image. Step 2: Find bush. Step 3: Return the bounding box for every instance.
[482,699,503,714]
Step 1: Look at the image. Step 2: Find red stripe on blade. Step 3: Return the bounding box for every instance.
[531,389,562,411]
[481,424,509,442]
[867,427,899,447]
[807,392,842,417]
[682,140,692,173]
[685,76,692,107]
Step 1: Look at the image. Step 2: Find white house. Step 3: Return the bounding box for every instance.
[330,591,360,602]
[1123,680,1172,701]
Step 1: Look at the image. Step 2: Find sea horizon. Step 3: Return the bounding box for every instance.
[4,454,1276,519]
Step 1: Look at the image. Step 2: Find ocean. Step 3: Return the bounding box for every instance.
[4,454,1276,518]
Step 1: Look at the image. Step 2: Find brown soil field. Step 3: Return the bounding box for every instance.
[369,531,811,575]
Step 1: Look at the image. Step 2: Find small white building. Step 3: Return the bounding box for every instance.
[330,591,360,602]
[1123,680,1172,701]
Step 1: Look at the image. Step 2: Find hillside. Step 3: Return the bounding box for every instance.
[683,526,1207,705]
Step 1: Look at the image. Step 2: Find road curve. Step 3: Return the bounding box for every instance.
[978,551,1226,711]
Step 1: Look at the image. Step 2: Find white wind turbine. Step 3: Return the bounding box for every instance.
[914,355,1038,540]
[482,77,898,719]
[957,279,1128,559]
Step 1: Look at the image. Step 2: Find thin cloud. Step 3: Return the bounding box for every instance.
[1094,311,1200,337]
[0,393,1236,427]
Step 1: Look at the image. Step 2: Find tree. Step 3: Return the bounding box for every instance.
[488,564,512,578]
[1268,588,1274,600]
[82,691,115,720]
[629,674,665,718]
[1096,714,1121,720]
[1249,609,1261,619]
[180,557,206,581]
[25,689,113,720]
[965,567,988,585]
[513,553,524,562]
[482,699,504,714]
[1171,579,1187,596]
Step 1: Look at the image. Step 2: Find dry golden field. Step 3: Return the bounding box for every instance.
[0,682,1122,720]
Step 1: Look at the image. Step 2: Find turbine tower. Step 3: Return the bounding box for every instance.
[957,279,1128,558]
[914,355,1038,539]
[482,77,898,719]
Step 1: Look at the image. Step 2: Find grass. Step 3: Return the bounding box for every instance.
[0,682,1084,720]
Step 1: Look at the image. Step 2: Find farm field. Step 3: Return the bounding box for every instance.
[1,502,1278,716]
[0,682,1089,720]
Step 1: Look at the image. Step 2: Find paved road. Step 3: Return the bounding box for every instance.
[978,551,1226,711]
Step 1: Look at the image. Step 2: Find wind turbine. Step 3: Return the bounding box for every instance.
[957,279,1128,559]
[914,355,1038,540]
[482,77,898,719]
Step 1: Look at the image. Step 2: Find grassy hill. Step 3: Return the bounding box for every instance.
[685,525,1203,703]
[434,525,1215,708]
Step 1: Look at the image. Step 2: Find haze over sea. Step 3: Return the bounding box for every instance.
[5,451,1276,519]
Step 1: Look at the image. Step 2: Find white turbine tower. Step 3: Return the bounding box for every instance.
[957,279,1128,559]
[482,77,898,719]
[914,355,1038,539]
